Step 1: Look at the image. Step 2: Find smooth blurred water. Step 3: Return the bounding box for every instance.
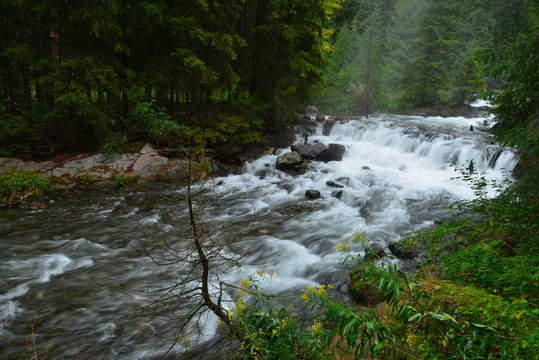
[0,114,516,359]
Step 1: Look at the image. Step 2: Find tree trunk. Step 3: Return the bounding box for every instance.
[365,29,373,119]
[156,85,166,108]
[273,36,283,130]
[248,0,263,96]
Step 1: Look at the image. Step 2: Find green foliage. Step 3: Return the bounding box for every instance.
[110,171,139,187]
[479,28,539,155]
[229,270,334,360]
[410,166,538,300]
[199,99,264,146]
[226,245,537,359]
[71,167,96,186]
[129,100,187,146]
[433,280,539,359]
[97,133,127,156]
[401,0,458,107]
[248,0,339,126]
[1,0,336,153]
[225,159,539,359]
[39,56,114,141]
[0,113,30,156]
[320,257,537,359]
[0,171,50,206]
[317,0,537,111]
[450,57,485,104]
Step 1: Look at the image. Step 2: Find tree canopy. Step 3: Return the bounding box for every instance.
[318,0,537,115]
[0,0,339,155]
[1,0,537,160]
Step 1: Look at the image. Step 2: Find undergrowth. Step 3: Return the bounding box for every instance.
[226,163,538,359]
[0,171,50,206]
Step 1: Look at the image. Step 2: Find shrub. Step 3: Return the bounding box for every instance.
[129,100,187,146]
[409,166,539,299]
[229,270,334,360]
[327,258,538,359]
[0,171,50,206]
[110,171,139,186]
[71,166,96,186]
[0,113,30,157]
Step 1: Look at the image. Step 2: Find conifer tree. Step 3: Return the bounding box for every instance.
[401,0,457,106]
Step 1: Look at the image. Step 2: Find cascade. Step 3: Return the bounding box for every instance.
[0,114,517,359]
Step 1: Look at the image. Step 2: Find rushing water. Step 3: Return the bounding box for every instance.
[0,114,516,359]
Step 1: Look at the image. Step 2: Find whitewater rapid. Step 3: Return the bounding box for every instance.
[0,113,516,358]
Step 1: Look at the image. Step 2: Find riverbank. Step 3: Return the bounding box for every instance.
[0,143,192,207]
[0,105,493,209]
[0,143,186,183]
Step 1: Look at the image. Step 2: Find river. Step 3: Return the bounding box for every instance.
[0,113,516,359]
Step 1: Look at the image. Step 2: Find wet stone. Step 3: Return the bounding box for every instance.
[326,180,344,188]
[331,190,343,199]
[305,190,321,200]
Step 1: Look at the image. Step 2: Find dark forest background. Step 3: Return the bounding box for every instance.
[0,0,537,157]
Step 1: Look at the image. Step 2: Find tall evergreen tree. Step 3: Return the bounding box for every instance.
[401,0,457,106]
[249,0,339,128]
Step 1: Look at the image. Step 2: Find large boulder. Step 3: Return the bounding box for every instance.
[316,149,342,162]
[132,152,170,177]
[291,143,327,160]
[328,143,346,157]
[276,151,305,171]
[323,118,337,135]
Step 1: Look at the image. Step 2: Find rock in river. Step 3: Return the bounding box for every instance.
[305,190,321,200]
[291,143,327,160]
[276,151,306,172]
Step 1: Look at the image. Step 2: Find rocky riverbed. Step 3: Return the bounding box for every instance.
[0,143,186,184]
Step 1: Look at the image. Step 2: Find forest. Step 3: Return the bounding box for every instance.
[0,0,341,156]
[0,0,538,359]
[0,0,536,157]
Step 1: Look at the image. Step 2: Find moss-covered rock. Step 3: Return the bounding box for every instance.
[349,268,382,305]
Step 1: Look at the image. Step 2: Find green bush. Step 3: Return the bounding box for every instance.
[0,171,50,206]
[111,171,139,186]
[228,270,334,360]
[129,100,186,146]
[0,113,30,157]
[71,166,96,186]
[327,240,535,360]
[321,259,538,359]
[410,166,539,300]
[206,161,539,359]
[225,224,537,359]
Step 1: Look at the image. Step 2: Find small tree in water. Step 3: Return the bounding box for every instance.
[139,146,246,357]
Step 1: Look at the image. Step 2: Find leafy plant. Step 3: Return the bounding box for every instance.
[0,171,50,206]
[110,171,139,186]
[71,166,96,186]
[0,112,30,157]
[98,133,127,156]
[129,100,186,146]
[229,270,335,360]
[409,165,539,300]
